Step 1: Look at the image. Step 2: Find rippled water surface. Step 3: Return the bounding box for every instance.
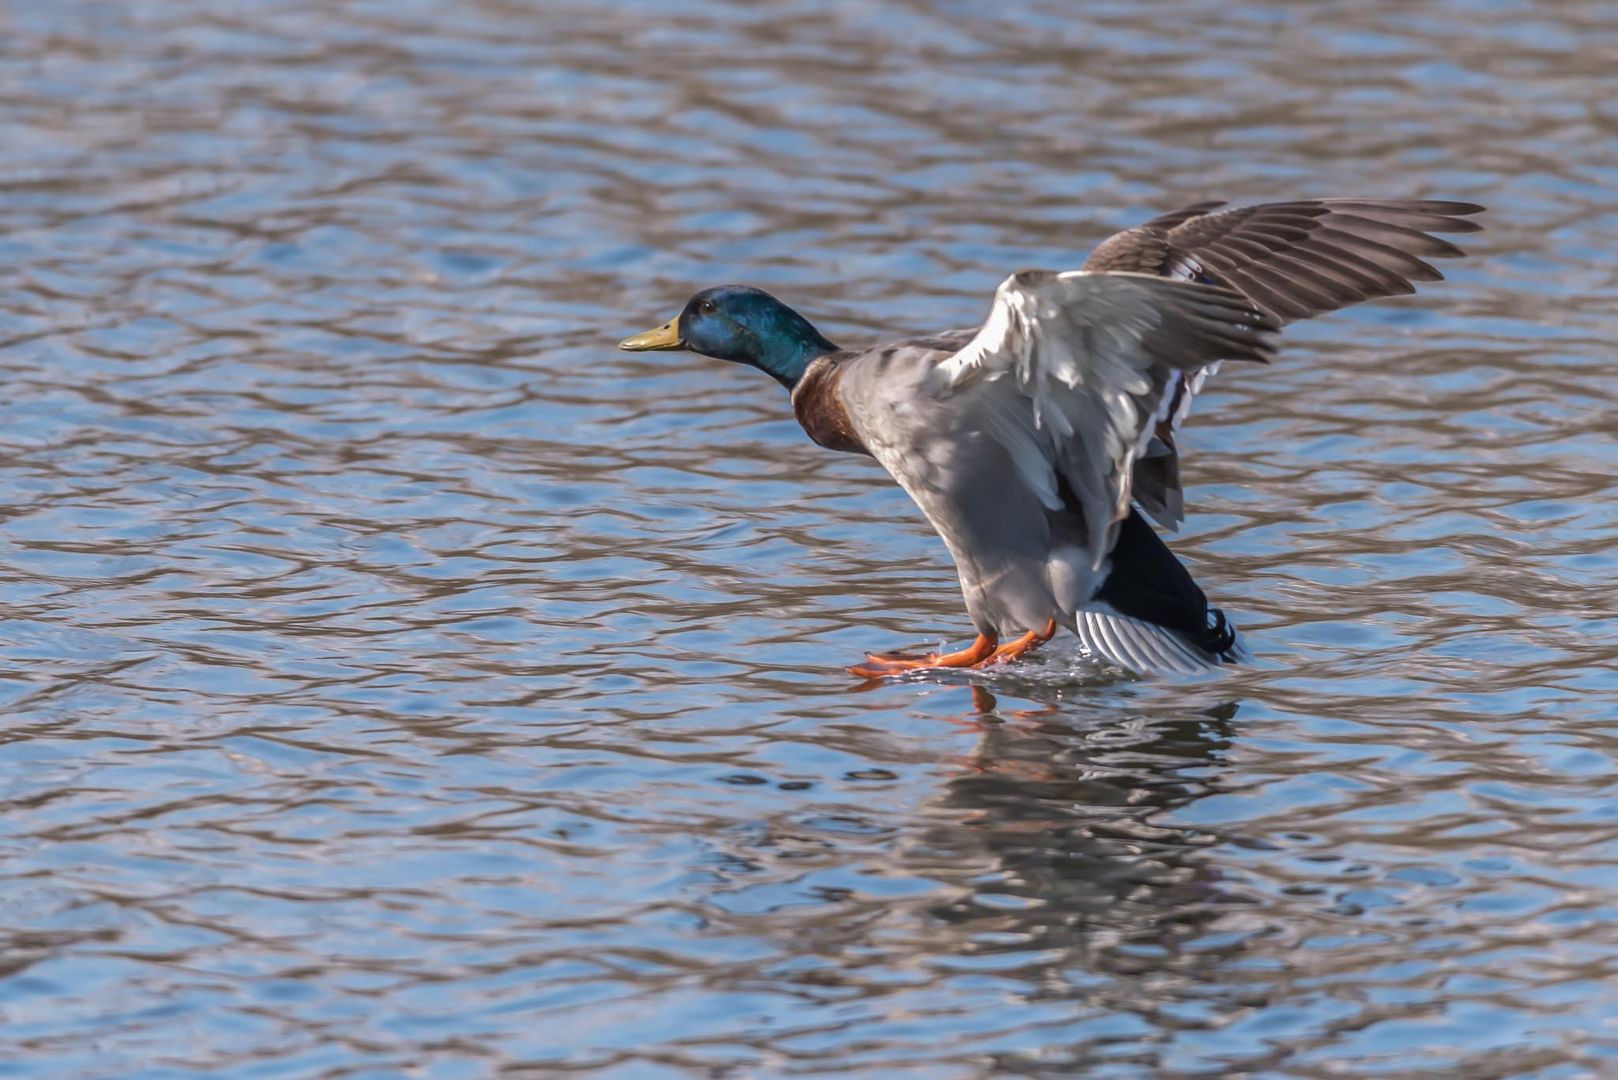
[4,1,1618,1076]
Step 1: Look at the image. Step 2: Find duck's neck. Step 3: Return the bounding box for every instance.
[751,320,838,391]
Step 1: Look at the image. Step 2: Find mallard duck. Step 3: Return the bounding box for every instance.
[622,198,1483,677]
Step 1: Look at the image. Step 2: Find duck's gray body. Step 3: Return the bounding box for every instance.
[835,335,1101,632]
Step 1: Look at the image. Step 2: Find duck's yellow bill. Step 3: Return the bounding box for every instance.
[619,319,683,351]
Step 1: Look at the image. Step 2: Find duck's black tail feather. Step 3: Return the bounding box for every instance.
[1078,509,1245,674]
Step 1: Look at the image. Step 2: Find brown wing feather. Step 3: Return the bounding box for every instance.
[1081,196,1484,528]
[1086,197,1483,322]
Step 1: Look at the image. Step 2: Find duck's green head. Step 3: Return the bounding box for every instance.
[619,285,838,390]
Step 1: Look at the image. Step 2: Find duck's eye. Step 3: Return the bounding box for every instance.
[697,300,715,314]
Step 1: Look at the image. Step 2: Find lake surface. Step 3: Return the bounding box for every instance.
[3,1,1617,1076]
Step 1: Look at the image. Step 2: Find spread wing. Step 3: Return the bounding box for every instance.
[929,270,1278,571]
[1083,197,1485,527]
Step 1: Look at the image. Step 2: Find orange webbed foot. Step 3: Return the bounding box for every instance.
[847,633,999,679]
[979,619,1058,667]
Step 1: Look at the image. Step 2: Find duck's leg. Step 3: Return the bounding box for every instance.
[978,619,1058,667]
[848,632,999,679]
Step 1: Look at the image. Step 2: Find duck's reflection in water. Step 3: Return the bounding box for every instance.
[900,683,1247,978]
[702,678,1257,1045]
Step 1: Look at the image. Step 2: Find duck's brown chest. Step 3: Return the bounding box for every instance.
[792,358,868,456]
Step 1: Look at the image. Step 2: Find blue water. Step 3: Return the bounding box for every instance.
[3,1,1618,1075]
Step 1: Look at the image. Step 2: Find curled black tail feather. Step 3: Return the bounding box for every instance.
[1202,606,1239,658]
